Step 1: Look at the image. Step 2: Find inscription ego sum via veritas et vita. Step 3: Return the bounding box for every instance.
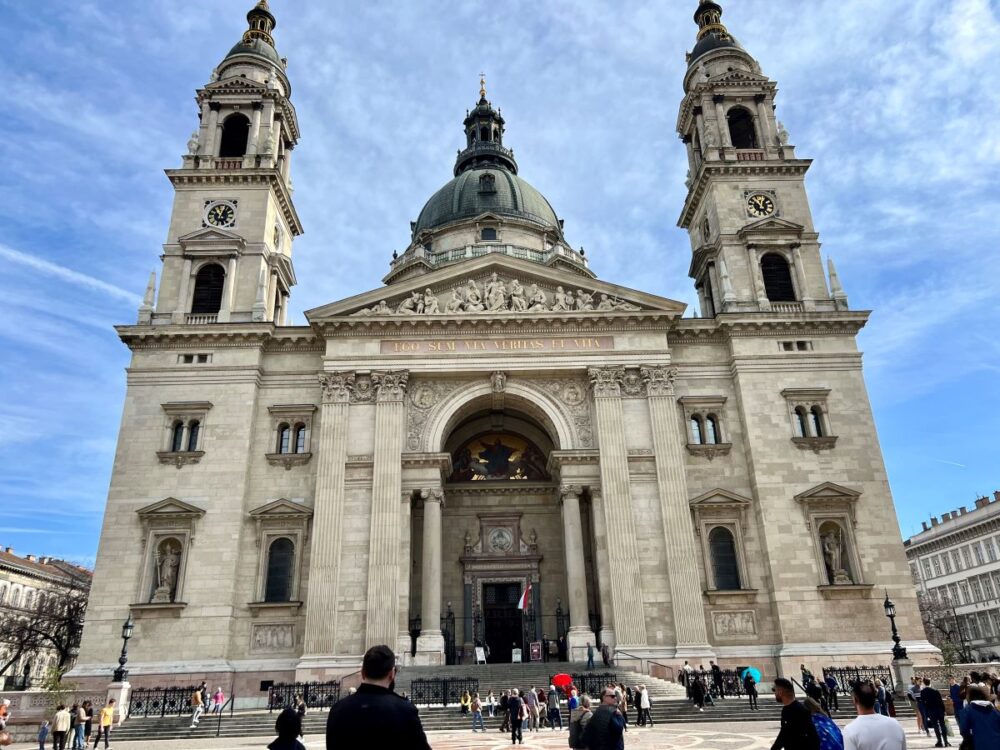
[380,336,614,355]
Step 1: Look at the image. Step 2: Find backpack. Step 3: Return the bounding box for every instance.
[568,713,589,748]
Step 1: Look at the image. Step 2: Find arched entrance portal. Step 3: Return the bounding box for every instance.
[410,398,598,664]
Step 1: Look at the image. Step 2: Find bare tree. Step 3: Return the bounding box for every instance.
[917,592,972,664]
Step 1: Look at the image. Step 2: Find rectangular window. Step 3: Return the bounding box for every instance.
[952,550,963,570]
[796,340,812,351]
[960,581,971,604]
[942,554,952,574]
[782,341,794,352]
[932,557,943,576]
[982,575,995,600]
[962,547,972,568]
[923,559,933,579]
[973,544,984,565]
[178,353,211,364]
[971,579,983,602]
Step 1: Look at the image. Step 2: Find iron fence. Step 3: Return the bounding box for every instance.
[709,669,747,697]
[570,672,617,696]
[127,686,199,718]
[267,681,340,712]
[822,665,894,695]
[409,677,479,706]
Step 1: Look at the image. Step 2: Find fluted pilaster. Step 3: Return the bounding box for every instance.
[641,365,712,652]
[589,488,616,647]
[364,370,409,649]
[588,367,648,647]
[303,371,354,655]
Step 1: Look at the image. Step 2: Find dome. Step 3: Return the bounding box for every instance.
[413,167,560,237]
[224,37,283,67]
[689,31,743,63]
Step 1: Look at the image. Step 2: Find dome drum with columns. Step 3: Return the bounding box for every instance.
[69,1,932,696]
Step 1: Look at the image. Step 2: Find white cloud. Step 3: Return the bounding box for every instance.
[0,244,143,305]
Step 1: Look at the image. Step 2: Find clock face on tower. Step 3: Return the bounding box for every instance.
[746,193,775,218]
[205,201,236,228]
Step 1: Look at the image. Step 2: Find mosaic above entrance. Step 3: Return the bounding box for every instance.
[450,432,549,482]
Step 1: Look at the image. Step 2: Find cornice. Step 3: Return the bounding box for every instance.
[117,324,321,352]
[678,161,813,228]
[165,168,303,236]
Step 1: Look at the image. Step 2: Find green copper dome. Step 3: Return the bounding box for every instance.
[413,167,560,237]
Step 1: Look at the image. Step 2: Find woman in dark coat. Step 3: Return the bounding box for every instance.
[959,685,1000,750]
[268,707,304,750]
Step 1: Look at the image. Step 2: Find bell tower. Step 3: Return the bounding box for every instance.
[145,1,303,327]
[676,1,847,317]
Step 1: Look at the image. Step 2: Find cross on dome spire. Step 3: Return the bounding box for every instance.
[479,72,487,100]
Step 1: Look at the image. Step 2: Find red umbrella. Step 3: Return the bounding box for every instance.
[552,673,572,690]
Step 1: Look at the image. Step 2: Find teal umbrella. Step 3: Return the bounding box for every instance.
[740,667,762,683]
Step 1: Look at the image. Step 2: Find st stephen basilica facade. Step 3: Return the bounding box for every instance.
[72,2,932,691]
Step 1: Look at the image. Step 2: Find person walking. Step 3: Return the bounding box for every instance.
[499,690,511,733]
[471,692,486,733]
[909,677,928,736]
[842,681,905,750]
[37,720,50,750]
[51,705,70,750]
[639,685,653,727]
[569,694,593,749]
[82,702,93,749]
[68,703,79,750]
[601,643,611,668]
[582,687,625,750]
[294,694,306,720]
[269,707,304,750]
[325,644,430,750]
[805,697,843,750]
[770,677,820,750]
[211,687,225,714]
[745,672,759,711]
[524,685,538,732]
[73,703,86,750]
[189,684,204,728]
[587,643,595,670]
[920,678,951,747]
[710,662,725,699]
[691,675,707,712]
[547,685,563,730]
[959,684,1000,748]
[92,700,114,750]
[824,672,840,713]
[948,678,963,730]
[508,687,524,745]
[872,680,887,716]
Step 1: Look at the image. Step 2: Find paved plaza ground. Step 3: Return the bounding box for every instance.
[10,718,951,750]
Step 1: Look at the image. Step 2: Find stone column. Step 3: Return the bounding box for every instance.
[172,258,193,323]
[302,372,354,656]
[561,484,596,660]
[416,487,445,663]
[248,102,263,155]
[588,367,647,647]
[640,365,713,656]
[217,256,237,323]
[589,488,615,648]
[364,370,409,650]
[755,94,774,152]
[714,95,732,148]
[396,491,414,663]
[203,103,221,162]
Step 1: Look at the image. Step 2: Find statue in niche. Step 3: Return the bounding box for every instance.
[464,529,473,549]
[445,288,464,313]
[485,273,508,311]
[704,127,718,148]
[423,289,439,314]
[265,129,278,156]
[575,289,594,311]
[509,279,527,311]
[551,286,570,311]
[187,132,200,155]
[490,371,507,393]
[528,528,538,547]
[464,279,484,312]
[821,525,853,584]
[527,284,548,311]
[151,539,181,603]
[266,69,278,90]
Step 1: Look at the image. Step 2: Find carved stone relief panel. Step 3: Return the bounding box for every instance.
[405,379,464,451]
[535,377,593,448]
[250,623,296,652]
[711,610,757,638]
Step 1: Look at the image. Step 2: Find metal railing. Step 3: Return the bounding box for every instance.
[409,677,479,706]
[822,665,894,695]
[267,681,340,713]
[214,691,235,738]
[127,686,199,718]
[569,673,617,696]
[613,650,675,682]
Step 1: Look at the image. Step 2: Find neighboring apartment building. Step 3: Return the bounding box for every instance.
[905,491,1000,661]
[0,547,92,689]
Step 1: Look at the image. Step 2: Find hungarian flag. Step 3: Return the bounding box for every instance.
[517,582,532,610]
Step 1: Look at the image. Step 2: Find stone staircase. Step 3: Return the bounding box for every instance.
[111,662,913,740]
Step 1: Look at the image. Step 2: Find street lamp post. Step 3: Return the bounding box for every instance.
[883,592,912,696]
[112,613,135,682]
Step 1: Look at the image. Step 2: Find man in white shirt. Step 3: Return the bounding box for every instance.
[843,681,907,750]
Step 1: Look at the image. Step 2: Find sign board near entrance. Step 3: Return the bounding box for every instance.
[529,641,542,662]
[475,647,486,664]
[380,336,614,355]
[511,648,523,663]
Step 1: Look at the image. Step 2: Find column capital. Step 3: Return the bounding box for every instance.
[588,486,602,502]
[559,484,581,500]
[588,366,624,398]
[318,371,355,404]
[372,370,410,403]
[420,487,444,506]
[640,365,678,398]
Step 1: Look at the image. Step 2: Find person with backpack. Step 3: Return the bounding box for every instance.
[470,692,485,733]
[547,685,563,730]
[581,688,625,750]
[568,694,593,749]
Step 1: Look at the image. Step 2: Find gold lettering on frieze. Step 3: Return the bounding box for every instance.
[380,336,614,355]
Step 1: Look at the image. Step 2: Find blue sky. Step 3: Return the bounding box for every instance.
[1,0,998,566]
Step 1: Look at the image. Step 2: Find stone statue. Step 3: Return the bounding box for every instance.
[265,129,278,155]
[822,527,852,584]
[597,294,615,311]
[464,279,484,311]
[704,127,718,148]
[423,289,439,314]
[551,286,570,311]
[527,284,548,311]
[685,168,693,190]
[564,290,575,310]
[209,67,220,83]
[267,69,278,90]
[485,273,508,311]
[152,541,181,603]
[490,371,507,393]
[445,288,465,313]
[396,292,420,314]
[528,528,538,546]
[187,131,200,156]
[777,121,790,146]
[464,529,473,549]
[509,279,527,311]
[575,289,594,311]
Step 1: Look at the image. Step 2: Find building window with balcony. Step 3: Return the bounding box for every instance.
[783,389,836,450]
[266,405,315,469]
[157,402,212,467]
[681,397,731,457]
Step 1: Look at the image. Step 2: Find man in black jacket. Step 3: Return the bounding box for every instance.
[920,678,951,747]
[508,688,524,745]
[326,645,430,750]
[769,678,820,750]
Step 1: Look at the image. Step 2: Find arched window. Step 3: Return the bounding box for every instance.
[479,126,490,142]
[219,113,250,158]
[690,416,704,445]
[760,254,796,302]
[727,107,759,149]
[24,591,33,609]
[810,407,824,437]
[187,420,200,451]
[277,424,291,454]
[709,527,741,590]
[171,421,185,452]
[705,415,719,445]
[190,263,226,314]
[264,538,295,602]
[794,407,808,438]
[294,424,306,454]
[481,228,497,241]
